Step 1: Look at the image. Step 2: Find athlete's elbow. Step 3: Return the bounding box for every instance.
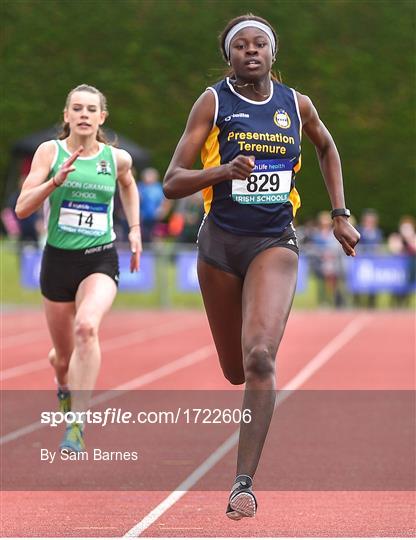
[162,183,172,199]
[316,137,336,160]
[14,201,28,220]
[162,178,180,199]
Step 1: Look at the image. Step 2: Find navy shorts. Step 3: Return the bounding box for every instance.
[40,242,119,302]
[197,215,299,279]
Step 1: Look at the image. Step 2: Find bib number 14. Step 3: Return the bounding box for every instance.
[58,200,108,237]
[78,212,94,227]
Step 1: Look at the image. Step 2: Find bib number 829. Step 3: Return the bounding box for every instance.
[246,173,280,193]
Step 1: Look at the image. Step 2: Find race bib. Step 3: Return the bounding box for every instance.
[232,159,293,205]
[58,200,108,237]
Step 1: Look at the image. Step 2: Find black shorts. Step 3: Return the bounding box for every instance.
[40,242,119,302]
[197,215,299,279]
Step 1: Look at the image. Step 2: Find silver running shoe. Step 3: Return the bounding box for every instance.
[226,475,257,520]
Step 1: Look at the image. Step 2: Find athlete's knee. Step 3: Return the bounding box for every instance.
[243,343,275,381]
[74,316,98,343]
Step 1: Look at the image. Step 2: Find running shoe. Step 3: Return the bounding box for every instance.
[59,422,85,454]
[57,388,71,414]
[226,475,257,520]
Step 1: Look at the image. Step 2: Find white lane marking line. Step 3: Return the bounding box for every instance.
[0,317,203,381]
[0,317,170,348]
[0,344,215,445]
[93,345,215,399]
[1,330,49,349]
[0,358,49,382]
[124,433,239,538]
[123,314,370,537]
[280,314,371,392]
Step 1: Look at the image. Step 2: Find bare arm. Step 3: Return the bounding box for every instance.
[15,141,57,219]
[115,148,142,271]
[298,92,360,256]
[15,141,83,219]
[163,90,255,199]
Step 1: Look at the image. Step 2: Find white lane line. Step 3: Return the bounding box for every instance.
[123,314,370,537]
[0,344,215,445]
[124,433,240,538]
[93,345,215,399]
[280,314,371,392]
[1,330,49,349]
[0,358,49,382]
[0,318,202,382]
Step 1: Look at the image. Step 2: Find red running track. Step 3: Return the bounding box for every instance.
[1,309,415,537]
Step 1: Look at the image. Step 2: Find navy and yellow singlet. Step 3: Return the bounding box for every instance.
[201,77,302,236]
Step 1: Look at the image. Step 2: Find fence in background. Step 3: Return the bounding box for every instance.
[17,242,416,308]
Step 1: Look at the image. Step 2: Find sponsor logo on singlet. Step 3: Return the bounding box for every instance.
[224,113,250,121]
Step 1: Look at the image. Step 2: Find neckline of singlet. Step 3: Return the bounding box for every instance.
[58,139,104,160]
[226,77,274,105]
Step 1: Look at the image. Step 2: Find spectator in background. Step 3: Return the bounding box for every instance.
[152,196,173,240]
[357,209,383,253]
[354,209,384,308]
[168,192,205,243]
[2,176,45,249]
[388,216,416,307]
[310,211,346,307]
[112,167,141,243]
[399,216,416,256]
[138,167,165,243]
[294,218,315,249]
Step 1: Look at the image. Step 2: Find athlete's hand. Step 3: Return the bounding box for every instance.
[53,146,83,186]
[225,155,255,180]
[128,226,142,272]
[333,217,361,256]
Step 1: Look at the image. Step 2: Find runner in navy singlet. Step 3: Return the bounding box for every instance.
[163,14,360,520]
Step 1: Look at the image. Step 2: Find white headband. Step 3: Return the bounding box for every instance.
[224,20,276,61]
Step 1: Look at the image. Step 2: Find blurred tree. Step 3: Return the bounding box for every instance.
[1,0,414,233]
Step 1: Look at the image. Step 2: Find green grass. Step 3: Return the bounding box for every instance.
[1,239,413,310]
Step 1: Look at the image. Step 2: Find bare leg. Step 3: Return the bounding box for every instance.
[198,250,297,476]
[43,299,76,386]
[197,259,245,384]
[68,273,117,415]
[237,247,298,477]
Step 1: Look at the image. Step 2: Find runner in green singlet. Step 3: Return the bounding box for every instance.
[15,84,142,453]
